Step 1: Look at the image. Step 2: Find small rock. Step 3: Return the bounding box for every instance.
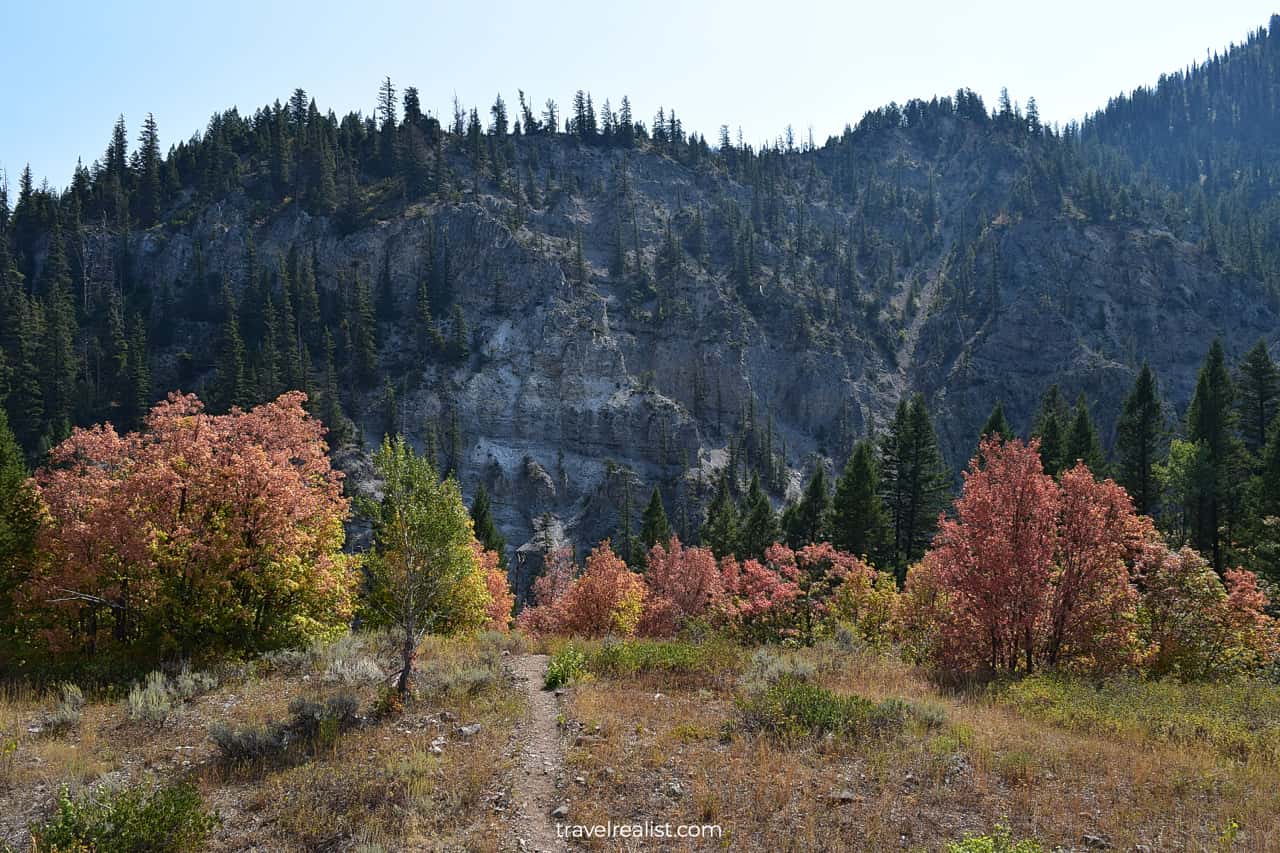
[440,710,457,722]
[1081,834,1112,850]
[457,723,482,738]
[653,692,664,700]
[27,726,41,734]
[554,689,565,698]
[825,790,859,803]
[667,781,684,797]
[574,776,586,785]
[574,734,604,746]
[551,803,569,819]
[430,745,443,755]
[903,772,916,784]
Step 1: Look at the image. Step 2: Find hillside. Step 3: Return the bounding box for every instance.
[3,18,1280,591]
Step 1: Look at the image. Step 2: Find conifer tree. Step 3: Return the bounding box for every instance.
[1032,385,1069,475]
[1186,339,1243,570]
[880,395,951,580]
[831,439,890,563]
[640,486,672,549]
[785,465,832,547]
[980,400,1012,443]
[737,472,780,560]
[213,280,249,412]
[1237,340,1279,458]
[1115,364,1164,515]
[701,473,739,558]
[1065,394,1105,473]
[470,484,508,570]
[0,407,39,661]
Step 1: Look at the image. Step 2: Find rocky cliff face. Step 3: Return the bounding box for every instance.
[119,130,1280,593]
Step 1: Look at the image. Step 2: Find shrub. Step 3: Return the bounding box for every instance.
[588,638,739,681]
[45,683,85,732]
[418,660,501,698]
[209,721,287,763]
[946,822,1044,853]
[128,671,174,726]
[172,664,218,701]
[210,692,360,764]
[545,644,587,689]
[29,781,218,853]
[735,677,904,742]
[1136,542,1278,680]
[737,647,816,694]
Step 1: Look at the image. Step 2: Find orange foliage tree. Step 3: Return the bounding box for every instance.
[23,392,356,663]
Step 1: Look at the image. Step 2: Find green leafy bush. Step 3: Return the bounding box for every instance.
[29,781,218,852]
[999,673,1280,761]
[946,822,1043,852]
[735,677,910,742]
[545,644,587,689]
[589,638,740,680]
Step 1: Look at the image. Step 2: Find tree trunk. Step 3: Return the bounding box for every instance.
[396,629,417,694]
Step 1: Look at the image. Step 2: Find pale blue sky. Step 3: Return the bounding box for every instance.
[2,1,1276,191]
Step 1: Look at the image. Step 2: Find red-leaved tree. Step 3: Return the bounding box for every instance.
[929,438,1060,674]
[638,537,723,636]
[24,392,356,663]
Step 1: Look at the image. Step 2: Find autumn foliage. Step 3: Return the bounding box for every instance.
[915,437,1275,678]
[22,392,357,664]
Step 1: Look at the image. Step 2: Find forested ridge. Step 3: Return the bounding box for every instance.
[2,16,1280,577]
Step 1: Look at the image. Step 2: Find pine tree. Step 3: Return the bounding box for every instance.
[37,221,77,445]
[785,465,832,547]
[701,473,739,558]
[470,484,508,570]
[1115,364,1164,515]
[880,395,951,581]
[640,486,672,549]
[0,406,40,659]
[831,439,890,563]
[213,280,249,412]
[980,400,1012,443]
[1237,340,1279,458]
[351,273,379,383]
[1186,339,1243,570]
[1032,385,1069,475]
[737,473,780,560]
[1065,394,1105,473]
[137,113,163,225]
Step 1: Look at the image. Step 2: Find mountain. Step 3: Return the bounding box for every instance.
[3,20,1280,593]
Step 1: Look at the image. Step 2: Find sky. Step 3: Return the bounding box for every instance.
[1,1,1277,191]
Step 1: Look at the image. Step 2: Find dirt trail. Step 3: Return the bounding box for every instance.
[508,654,568,852]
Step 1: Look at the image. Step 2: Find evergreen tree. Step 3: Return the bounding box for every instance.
[701,473,739,558]
[1115,364,1164,515]
[640,486,672,549]
[470,483,508,570]
[213,280,249,412]
[0,407,39,663]
[1032,385,1069,475]
[880,395,951,581]
[351,273,379,383]
[736,473,779,560]
[1237,339,1279,458]
[785,465,831,547]
[1065,394,1105,473]
[1186,339,1243,571]
[980,400,1012,443]
[831,439,890,563]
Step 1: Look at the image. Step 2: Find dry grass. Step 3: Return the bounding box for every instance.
[0,631,526,852]
[557,639,1280,852]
